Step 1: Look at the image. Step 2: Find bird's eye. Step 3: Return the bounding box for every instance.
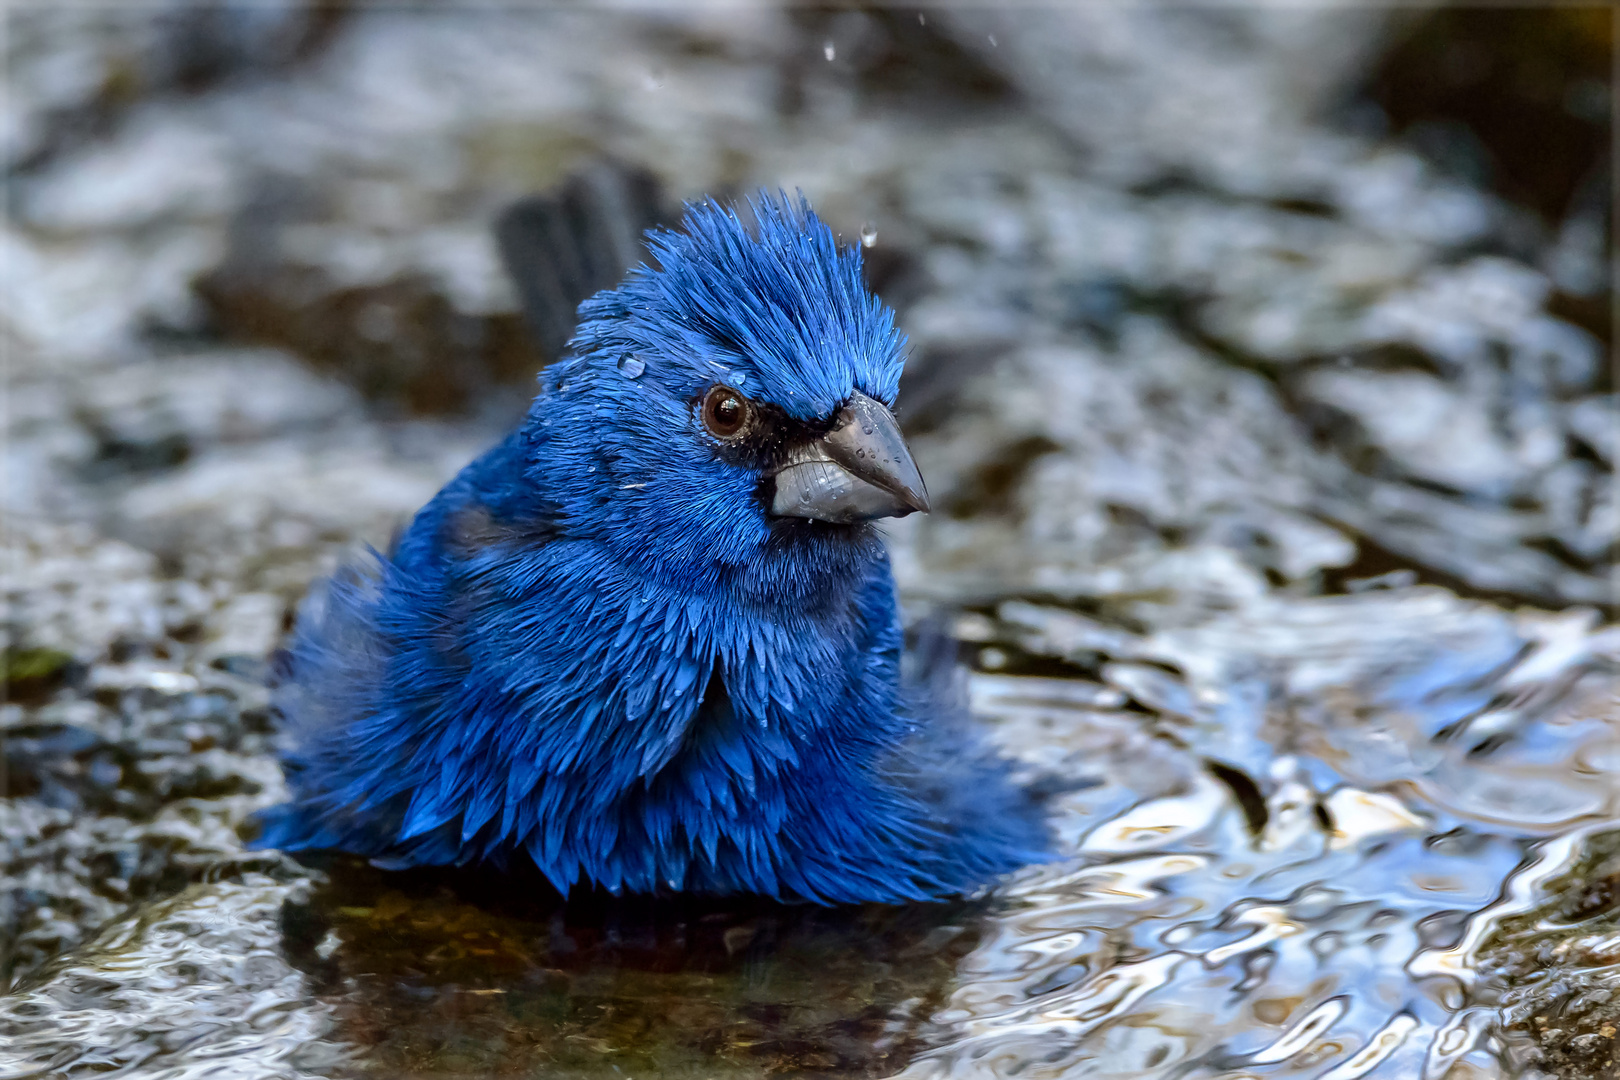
[701,385,750,439]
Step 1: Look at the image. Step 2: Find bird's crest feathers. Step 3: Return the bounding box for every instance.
[571,192,905,420]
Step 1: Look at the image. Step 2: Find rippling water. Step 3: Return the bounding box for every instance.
[3,587,1614,1079]
[2,3,1611,1076]
[0,866,344,1080]
[903,590,1620,1079]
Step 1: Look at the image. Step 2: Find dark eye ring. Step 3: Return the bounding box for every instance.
[701,385,750,439]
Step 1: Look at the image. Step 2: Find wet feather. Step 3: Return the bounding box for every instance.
[253,194,1049,903]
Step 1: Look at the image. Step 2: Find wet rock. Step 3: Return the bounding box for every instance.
[2,4,346,176]
[196,255,541,417]
[105,424,483,592]
[1361,7,1614,364]
[887,153,1607,608]
[895,323,1356,609]
[0,679,288,986]
[3,722,134,812]
[6,4,1607,614]
[73,349,361,467]
[1568,395,1619,466]
[4,346,488,595]
[1299,368,1536,498]
[2,521,185,661]
[1472,828,1620,1079]
[1,648,77,707]
[1,519,292,985]
[931,6,1389,192]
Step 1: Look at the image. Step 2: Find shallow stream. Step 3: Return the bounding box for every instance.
[2,6,1613,1079]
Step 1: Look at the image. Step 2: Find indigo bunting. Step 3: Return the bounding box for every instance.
[255,195,1047,904]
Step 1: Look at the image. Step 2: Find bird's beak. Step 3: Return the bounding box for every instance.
[770,391,931,523]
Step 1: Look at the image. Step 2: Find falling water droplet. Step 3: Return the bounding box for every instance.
[823,40,836,61]
[618,355,646,379]
[859,222,878,248]
[988,34,998,47]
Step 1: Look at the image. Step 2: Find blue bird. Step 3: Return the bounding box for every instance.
[253,194,1048,904]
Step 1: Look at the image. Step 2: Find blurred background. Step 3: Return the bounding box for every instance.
[4,3,1611,612]
[1,5,1616,1079]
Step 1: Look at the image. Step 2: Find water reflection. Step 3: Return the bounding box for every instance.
[289,859,987,1078]
[0,867,346,1080]
[1,587,1613,1079]
[898,588,1619,1079]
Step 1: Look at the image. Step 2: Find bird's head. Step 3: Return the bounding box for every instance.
[528,194,928,592]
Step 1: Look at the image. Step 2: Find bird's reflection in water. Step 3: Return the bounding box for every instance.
[284,854,989,1078]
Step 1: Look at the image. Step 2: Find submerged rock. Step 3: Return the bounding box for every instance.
[1481,829,1620,1078]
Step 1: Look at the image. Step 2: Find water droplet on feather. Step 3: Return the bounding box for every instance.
[618,356,646,379]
